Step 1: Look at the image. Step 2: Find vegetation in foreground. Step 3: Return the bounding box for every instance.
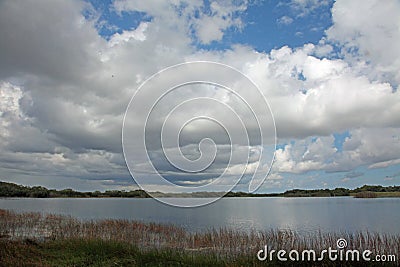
[0,209,399,266]
[1,180,400,198]
[2,238,398,267]
[1,238,246,267]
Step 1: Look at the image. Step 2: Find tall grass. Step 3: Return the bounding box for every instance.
[354,191,378,198]
[1,209,399,262]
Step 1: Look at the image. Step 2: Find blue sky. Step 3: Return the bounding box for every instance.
[88,0,334,52]
[218,0,334,52]
[0,0,399,193]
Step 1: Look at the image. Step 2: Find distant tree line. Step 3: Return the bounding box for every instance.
[282,188,351,197]
[0,180,399,198]
[280,185,400,197]
[0,181,150,198]
[352,184,400,193]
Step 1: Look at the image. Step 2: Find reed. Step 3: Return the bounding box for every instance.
[354,191,378,198]
[1,209,399,265]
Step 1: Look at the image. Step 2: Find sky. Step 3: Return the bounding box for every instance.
[0,0,399,193]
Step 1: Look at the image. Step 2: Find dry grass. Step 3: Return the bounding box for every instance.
[350,191,400,198]
[375,192,400,197]
[354,191,378,198]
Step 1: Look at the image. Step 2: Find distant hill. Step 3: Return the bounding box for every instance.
[0,180,399,198]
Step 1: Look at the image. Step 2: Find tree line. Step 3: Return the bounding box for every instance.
[0,180,399,198]
[0,181,150,198]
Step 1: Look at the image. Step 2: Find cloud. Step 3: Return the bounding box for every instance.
[194,1,247,44]
[287,0,331,17]
[369,159,400,169]
[108,22,148,47]
[273,128,400,174]
[0,0,103,81]
[273,136,337,174]
[113,0,248,45]
[0,0,399,192]
[337,128,400,171]
[344,171,363,179]
[277,15,294,25]
[227,44,400,140]
[327,0,400,85]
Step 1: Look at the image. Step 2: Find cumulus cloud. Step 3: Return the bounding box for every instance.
[193,1,247,44]
[273,128,400,174]
[0,0,399,191]
[273,136,337,174]
[108,22,148,47]
[113,0,247,45]
[327,0,400,85]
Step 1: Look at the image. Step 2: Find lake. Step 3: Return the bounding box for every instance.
[1,197,399,234]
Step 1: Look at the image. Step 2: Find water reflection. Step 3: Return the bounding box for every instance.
[1,197,399,234]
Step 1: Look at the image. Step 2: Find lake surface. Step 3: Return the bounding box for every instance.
[1,197,399,234]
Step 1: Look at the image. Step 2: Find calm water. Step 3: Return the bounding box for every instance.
[1,197,399,234]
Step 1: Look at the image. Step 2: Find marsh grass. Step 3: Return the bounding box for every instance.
[0,209,399,266]
[354,191,378,198]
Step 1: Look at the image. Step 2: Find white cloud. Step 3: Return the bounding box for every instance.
[327,0,400,85]
[277,16,294,25]
[369,159,400,169]
[194,1,247,44]
[273,128,400,174]
[113,0,247,45]
[274,136,337,173]
[228,44,400,140]
[337,128,400,171]
[288,0,330,17]
[108,22,148,47]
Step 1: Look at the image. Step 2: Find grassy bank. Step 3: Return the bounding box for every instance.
[351,191,400,198]
[1,209,399,266]
[1,238,250,267]
[3,238,399,267]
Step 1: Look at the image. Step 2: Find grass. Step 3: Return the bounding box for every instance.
[1,209,399,266]
[350,192,400,198]
[2,238,399,267]
[375,192,400,197]
[353,191,378,198]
